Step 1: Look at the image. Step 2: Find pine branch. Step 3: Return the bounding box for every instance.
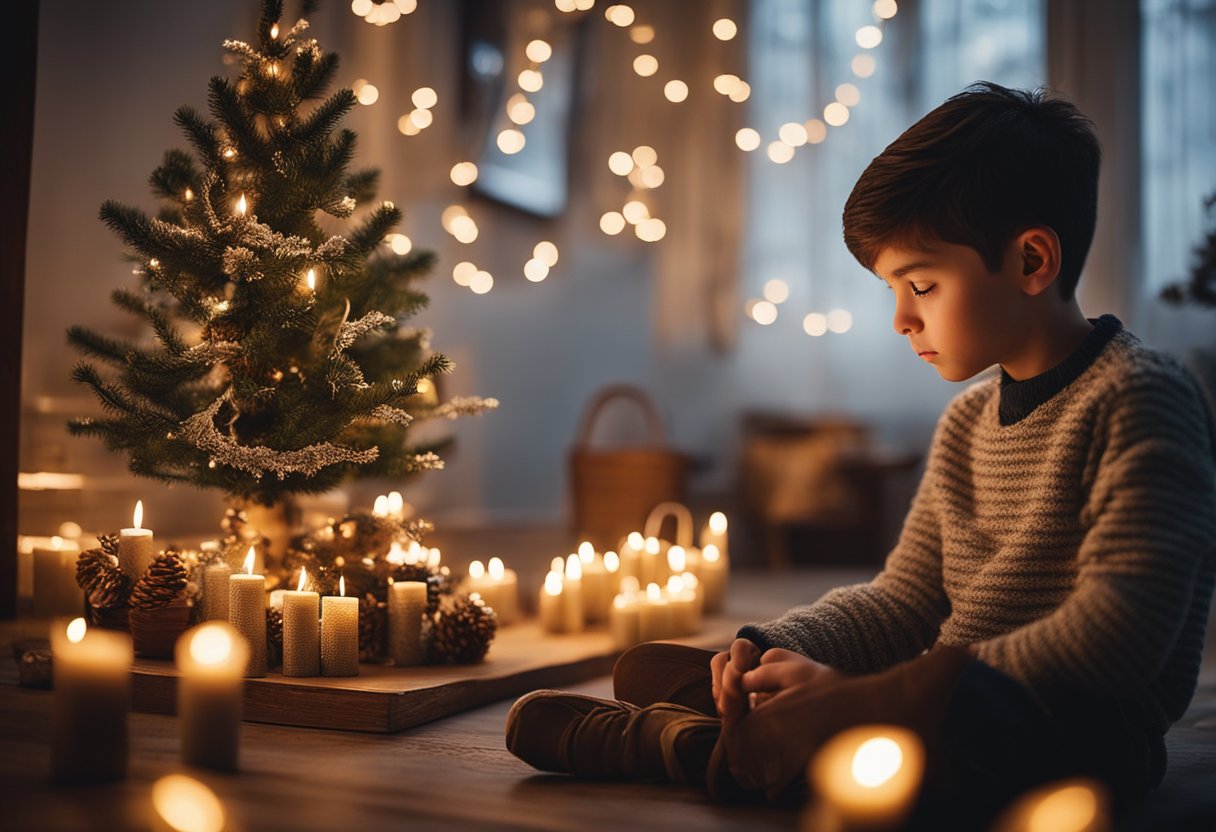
[346,204,402,259]
[173,106,221,167]
[149,149,199,202]
[209,77,268,167]
[66,325,136,366]
[294,89,356,148]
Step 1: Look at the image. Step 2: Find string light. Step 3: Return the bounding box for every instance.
[763,279,790,304]
[631,146,657,168]
[622,200,649,224]
[663,80,689,103]
[450,216,479,244]
[352,0,373,15]
[873,0,899,20]
[779,122,808,147]
[609,151,634,176]
[856,25,883,48]
[804,313,828,337]
[827,308,853,333]
[409,108,434,129]
[766,141,795,164]
[714,74,740,95]
[735,128,761,151]
[518,69,544,92]
[630,25,655,44]
[270,23,280,38]
[389,234,412,255]
[184,188,193,201]
[824,102,850,127]
[554,0,576,11]
[397,115,421,136]
[352,79,379,105]
[836,83,861,107]
[749,300,778,325]
[728,81,751,103]
[635,217,666,242]
[805,119,828,144]
[605,5,635,26]
[507,94,536,125]
[852,54,877,78]
[639,166,665,188]
[452,261,477,287]
[534,241,559,266]
[441,205,468,231]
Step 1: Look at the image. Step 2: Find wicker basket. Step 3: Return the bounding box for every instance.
[129,599,192,658]
[569,385,690,551]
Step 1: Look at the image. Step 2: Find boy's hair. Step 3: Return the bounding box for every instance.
[842,81,1101,300]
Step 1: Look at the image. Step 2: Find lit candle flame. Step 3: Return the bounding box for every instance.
[339,575,346,596]
[578,541,595,563]
[306,268,316,291]
[373,495,389,517]
[243,546,255,575]
[270,22,279,38]
[644,536,660,555]
[184,187,194,201]
[469,559,485,579]
[851,737,903,788]
[296,568,307,592]
[66,617,87,643]
[387,491,404,516]
[133,499,144,530]
[709,511,728,534]
[565,553,582,580]
[488,557,505,580]
[682,572,698,590]
[703,543,720,563]
[235,194,247,216]
[627,531,644,550]
[550,556,565,574]
[647,583,662,602]
[604,551,620,572]
[189,623,233,665]
[544,571,563,596]
[667,545,686,573]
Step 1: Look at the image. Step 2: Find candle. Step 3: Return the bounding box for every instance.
[373,494,390,517]
[988,777,1108,832]
[809,725,925,831]
[578,542,611,625]
[609,591,641,649]
[638,582,672,642]
[33,536,81,617]
[175,621,248,771]
[618,531,645,584]
[537,572,564,633]
[118,500,155,582]
[281,568,320,677]
[321,575,359,677]
[700,511,730,560]
[467,557,519,625]
[152,774,226,832]
[202,561,232,622]
[641,536,668,588]
[699,543,728,614]
[51,617,133,782]
[666,575,699,637]
[389,580,427,666]
[227,547,267,677]
[604,550,621,593]
[561,554,584,633]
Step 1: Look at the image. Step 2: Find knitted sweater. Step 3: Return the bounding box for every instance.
[739,316,1216,738]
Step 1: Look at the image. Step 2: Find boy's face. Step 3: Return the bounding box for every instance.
[873,241,1027,382]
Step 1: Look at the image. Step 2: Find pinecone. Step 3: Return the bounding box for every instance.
[129,551,188,610]
[267,605,283,669]
[99,533,120,558]
[76,547,131,609]
[427,594,498,664]
[358,593,386,662]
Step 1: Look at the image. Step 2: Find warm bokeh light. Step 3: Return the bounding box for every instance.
[640,165,665,188]
[852,53,877,78]
[574,0,594,9]
[604,551,620,572]
[767,141,795,164]
[451,215,479,244]
[518,69,544,92]
[353,80,379,105]
[632,145,657,168]
[805,118,828,144]
[524,258,550,282]
[453,261,477,286]
[709,511,728,534]
[827,308,854,334]
[664,80,689,103]
[735,127,761,151]
[636,217,667,242]
[622,200,649,224]
[352,0,373,17]
[852,736,903,787]
[633,54,658,77]
[441,204,469,231]
[804,312,828,337]
[873,0,899,21]
[856,25,883,48]
[66,617,87,643]
[409,108,434,129]
[152,774,226,832]
[763,279,790,304]
[389,234,412,255]
[667,545,686,572]
[469,559,485,579]
[712,18,738,40]
[824,102,850,126]
[450,161,479,186]
[606,4,635,26]
[713,73,740,95]
[525,39,553,63]
[600,211,626,235]
[397,114,421,136]
[534,240,560,266]
[1025,785,1100,832]
[749,300,778,325]
[497,128,526,154]
[609,150,634,176]
[728,80,751,102]
[630,24,655,43]
[703,543,720,563]
[507,93,536,125]
[628,531,645,550]
[411,87,438,109]
[306,268,317,291]
[836,83,861,107]
[235,194,248,216]
[779,121,808,147]
[470,270,494,294]
[545,571,564,595]
[565,553,583,580]
[188,623,234,666]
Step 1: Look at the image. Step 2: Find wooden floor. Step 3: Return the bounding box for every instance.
[3,567,1214,831]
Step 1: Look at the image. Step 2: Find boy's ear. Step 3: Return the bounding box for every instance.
[1015,227,1061,296]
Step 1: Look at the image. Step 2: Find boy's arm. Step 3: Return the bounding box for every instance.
[736,457,951,673]
[974,370,1216,699]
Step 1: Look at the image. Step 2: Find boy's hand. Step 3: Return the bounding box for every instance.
[711,638,762,726]
[739,648,842,706]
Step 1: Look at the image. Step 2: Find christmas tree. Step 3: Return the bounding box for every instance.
[1160,190,1216,308]
[68,0,496,506]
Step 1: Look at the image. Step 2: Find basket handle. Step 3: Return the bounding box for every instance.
[644,501,694,547]
[574,384,668,448]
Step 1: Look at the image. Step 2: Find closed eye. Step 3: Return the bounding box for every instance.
[910,282,935,297]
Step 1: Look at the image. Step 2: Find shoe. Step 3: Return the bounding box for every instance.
[505,689,719,782]
[613,642,718,715]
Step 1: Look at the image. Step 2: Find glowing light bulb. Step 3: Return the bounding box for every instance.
[631,145,657,168]
[873,0,899,20]
[507,95,536,125]
[630,24,655,44]
[635,217,667,242]
[389,234,412,255]
[836,83,861,107]
[453,261,477,286]
[767,141,795,164]
[518,69,544,92]
[779,122,808,147]
[824,102,850,127]
[714,73,740,95]
[805,119,828,144]
[397,115,421,136]
[750,300,778,325]
[235,194,247,216]
[640,166,665,188]
[489,557,505,580]
[852,54,877,78]
[356,83,379,106]
[270,22,280,38]
[409,108,433,129]
[827,308,853,334]
[728,81,751,103]
[606,4,635,26]
[183,188,194,201]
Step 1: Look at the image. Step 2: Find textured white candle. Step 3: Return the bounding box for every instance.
[227,548,266,677]
[281,570,320,677]
[33,538,81,617]
[118,500,155,581]
[51,618,132,783]
[321,586,359,677]
[389,581,427,666]
[176,621,248,771]
[203,563,232,621]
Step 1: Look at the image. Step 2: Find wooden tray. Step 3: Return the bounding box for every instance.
[129,616,742,733]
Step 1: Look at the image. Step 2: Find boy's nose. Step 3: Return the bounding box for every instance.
[892,303,922,336]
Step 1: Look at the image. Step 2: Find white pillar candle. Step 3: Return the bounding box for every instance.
[700,511,730,561]
[118,500,155,582]
[603,550,621,594]
[281,568,320,677]
[175,621,249,771]
[202,562,232,622]
[388,580,427,666]
[700,543,728,614]
[638,582,672,642]
[538,571,565,634]
[227,547,267,678]
[479,557,519,625]
[618,532,645,584]
[609,592,641,650]
[641,536,669,588]
[809,725,925,830]
[666,576,699,637]
[465,560,498,620]
[51,617,133,783]
[561,554,584,633]
[578,542,610,625]
[321,576,359,677]
[33,536,81,617]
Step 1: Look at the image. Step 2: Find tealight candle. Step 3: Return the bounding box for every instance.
[389,580,427,666]
[119,500,155,582]
[33,536,81,617]
[809,725,925,831]
[227,547,267,677]
[175,621,249,771]
[51,617,133,782]
[281,568,320,677]
[321,575,359,677]
[577,542,611,625]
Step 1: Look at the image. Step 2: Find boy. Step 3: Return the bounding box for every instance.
[506,83,1216,825]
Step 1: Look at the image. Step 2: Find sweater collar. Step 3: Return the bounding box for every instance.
[998,314,1123,426]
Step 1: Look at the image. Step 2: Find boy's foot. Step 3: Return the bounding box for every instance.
[505,689,719,782]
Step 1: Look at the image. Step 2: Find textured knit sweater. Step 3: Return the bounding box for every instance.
[739,315,1216,740]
